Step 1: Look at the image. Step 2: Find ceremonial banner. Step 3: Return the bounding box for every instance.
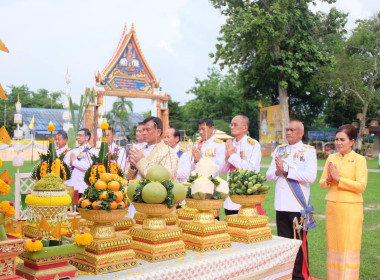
[260,105,282,156]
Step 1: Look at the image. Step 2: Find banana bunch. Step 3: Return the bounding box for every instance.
[229,169,270,195]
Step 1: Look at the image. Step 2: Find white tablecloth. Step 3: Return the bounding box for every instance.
[76,235,301,280]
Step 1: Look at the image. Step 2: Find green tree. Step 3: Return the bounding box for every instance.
[210,0,347,130]
[106,97,133,139]
[69,87,95,136]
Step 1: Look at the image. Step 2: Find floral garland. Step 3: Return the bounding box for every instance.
[0,201,15,217]
[109,161,120,175]
[25,238,43,252]
[0,179,10,195]
[88,164,106,184]
[74,232,93,246]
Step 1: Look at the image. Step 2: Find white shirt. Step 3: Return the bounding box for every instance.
[266,141,317,212]
[223,135,262,210]
[56,145,70,166]
[191,135,226,176]
[174,144,191,183]
[65,144,96,193]
[135,143,157,180]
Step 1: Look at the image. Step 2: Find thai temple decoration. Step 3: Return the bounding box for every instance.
[84,24,169,145]
[63,69,73,132]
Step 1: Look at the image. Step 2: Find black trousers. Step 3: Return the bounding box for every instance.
[276,211,308,280]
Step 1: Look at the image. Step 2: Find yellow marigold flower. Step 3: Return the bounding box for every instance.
[74,232,94,246]
[61,228,68,236]
[100,122,109,130]
[0,180,10,195]
[0,158,2,168]
[25,239,43,252]
[0,201,15,217]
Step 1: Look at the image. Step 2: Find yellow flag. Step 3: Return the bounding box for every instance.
[0,83,7,100]
[29,116,35,130]
[51,223,61,239]
[0,40,9,53]
[258,100,263,108]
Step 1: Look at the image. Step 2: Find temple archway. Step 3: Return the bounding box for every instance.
[84,24,169,145]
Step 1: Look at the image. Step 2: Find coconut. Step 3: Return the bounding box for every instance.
[142,182,167,204]
[191,176,214,200]
[195,157,217,178]
[215,176,229,199]
[146,165,170,182]
[172,182,187,203]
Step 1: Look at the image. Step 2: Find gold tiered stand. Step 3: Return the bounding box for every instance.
[179,199,231,252]
[134,211,178,226]
[70,209,137,274]
[225,195,272,243]
[129,203,186,263]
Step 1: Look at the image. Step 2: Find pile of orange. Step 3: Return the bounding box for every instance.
[77,173,128,211]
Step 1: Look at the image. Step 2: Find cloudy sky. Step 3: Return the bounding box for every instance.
[0,0,379,113]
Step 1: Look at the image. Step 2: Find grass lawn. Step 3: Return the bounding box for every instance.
[1,161,379,279]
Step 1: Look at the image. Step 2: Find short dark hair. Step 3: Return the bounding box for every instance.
[79,128,91,141]
[137,122,144,126]
[198,118,214,127]
[336,124,358,141]
[107,127,115,134]
[143,117,163,136]
[169,127,181,143]
[56,131,68,139]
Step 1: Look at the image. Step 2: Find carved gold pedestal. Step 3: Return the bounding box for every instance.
[84,218,134,235]
[130,203,186,263]
[179,199,231,252]
[0,236,24,280]
[225,195,272,243]
[134,212,178,226]
[70,209,137,274]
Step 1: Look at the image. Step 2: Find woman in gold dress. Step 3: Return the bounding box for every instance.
[319,124,367,279]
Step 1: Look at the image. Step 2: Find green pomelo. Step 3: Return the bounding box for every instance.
[142,182,167,204]
[172,182,187,203]
[146,165,170,182]
[127,182,139,201]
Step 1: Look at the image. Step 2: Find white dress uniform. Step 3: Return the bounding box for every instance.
[109,143,127,171]
[223,135,262,210]
[56,145,69,157]
[266,140,317,212]
[65,144,96,194]
[191,135,226,176]
[173,144,191,183]
[56,145,71,167]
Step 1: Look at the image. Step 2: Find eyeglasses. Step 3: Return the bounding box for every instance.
[77,133,85,137]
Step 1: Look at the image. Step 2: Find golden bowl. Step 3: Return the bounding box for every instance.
[230,194,267,206]
[78,209,127,223]
[185,198,224,211]
[132,202,177,216]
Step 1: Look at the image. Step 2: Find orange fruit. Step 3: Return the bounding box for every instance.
[118,201,126,208]
[107,181,120,191]
[110,201,118,210]
[78,198,84,205]
[100,173,114,182]
[81,199,91,209]
[92,200,101,210]
[115,191,124,202]
[94,180,107,190]
[99,191,109,200]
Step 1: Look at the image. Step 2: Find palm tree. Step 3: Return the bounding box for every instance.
[109,97,133,139]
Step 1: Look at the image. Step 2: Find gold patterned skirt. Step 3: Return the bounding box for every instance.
[326,201,363,280]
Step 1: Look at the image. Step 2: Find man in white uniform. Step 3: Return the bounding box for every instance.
[163,127,191,183]
[106,127,127,171]
[55,131,71,167]
[266,120,317,280]
[65,128,96,196]
[222,115,262,215]
[191,118,225,176]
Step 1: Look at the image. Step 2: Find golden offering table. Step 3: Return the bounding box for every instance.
[72,236,301,280]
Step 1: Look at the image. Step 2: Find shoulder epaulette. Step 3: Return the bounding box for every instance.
[66,148,71,151]
[196,139,202,143]
[214,138,223,143]
[87,145,93,150]
[278,144,287,148]
[95,146,100,149]
[179,147,187,153]
[303,144,315,149]
[247,138,256,145]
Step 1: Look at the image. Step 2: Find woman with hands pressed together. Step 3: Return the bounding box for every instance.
[319,124,367,279]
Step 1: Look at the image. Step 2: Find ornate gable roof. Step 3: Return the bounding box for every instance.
[98,24,157,95]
